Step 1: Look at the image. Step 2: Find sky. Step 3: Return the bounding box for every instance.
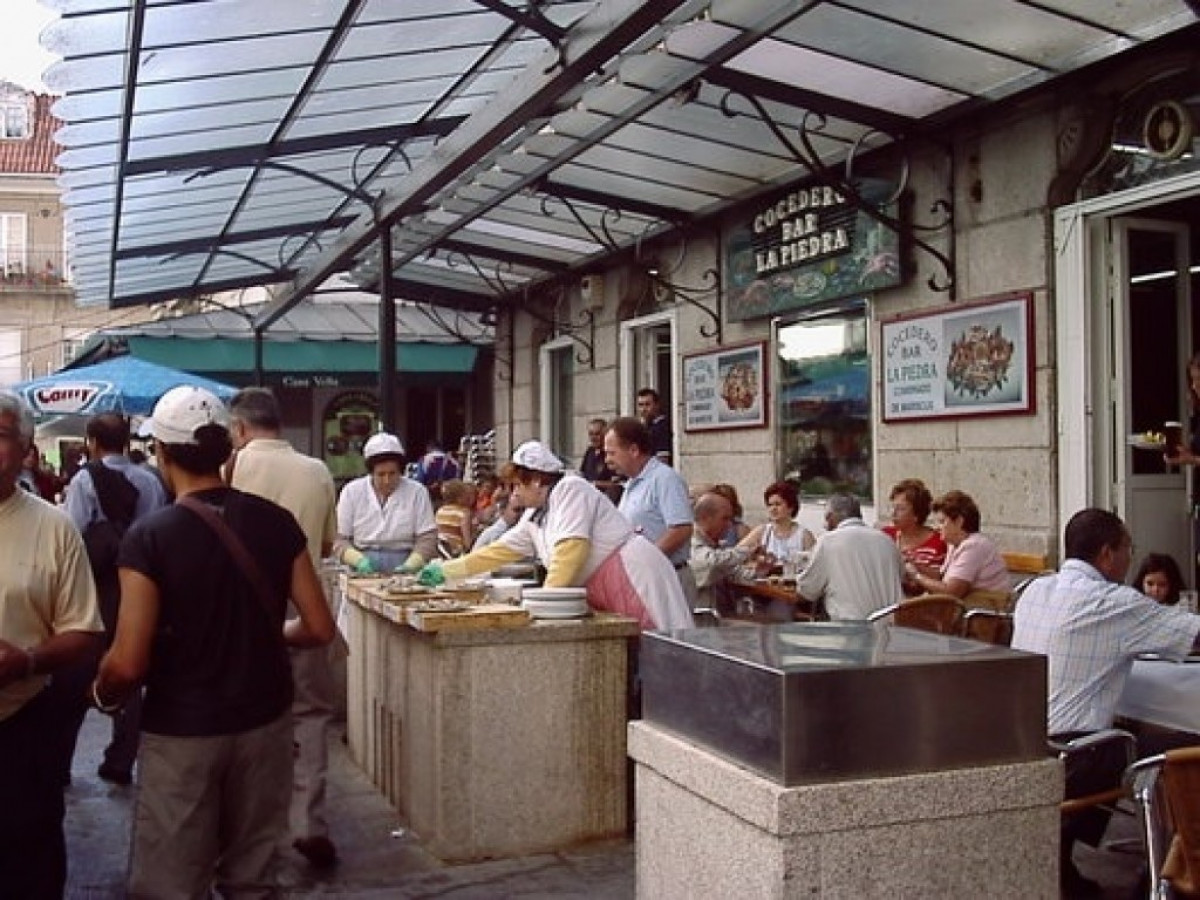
[2,0,58,93]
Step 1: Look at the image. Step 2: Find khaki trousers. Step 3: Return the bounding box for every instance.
[128,712,292,899]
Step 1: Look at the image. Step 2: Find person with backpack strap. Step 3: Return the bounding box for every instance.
[60,411,168,786]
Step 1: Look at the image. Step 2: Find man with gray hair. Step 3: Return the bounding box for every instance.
[0,390,103,896]
[797,493,904,620]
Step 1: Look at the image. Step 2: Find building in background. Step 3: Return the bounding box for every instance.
[0,81,155,387]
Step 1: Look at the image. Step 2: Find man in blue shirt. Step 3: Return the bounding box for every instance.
[604,416,695,604]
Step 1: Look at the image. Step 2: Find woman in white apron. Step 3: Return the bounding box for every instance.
[433,440,692,631]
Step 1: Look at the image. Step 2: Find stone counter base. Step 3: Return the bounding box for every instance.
[629,721,1062,899]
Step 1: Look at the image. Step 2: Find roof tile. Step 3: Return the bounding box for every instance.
[0,86,61,175]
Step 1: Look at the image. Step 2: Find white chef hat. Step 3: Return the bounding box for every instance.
[511,440,565,474]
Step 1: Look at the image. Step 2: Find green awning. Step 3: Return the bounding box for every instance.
[125,336,478,375]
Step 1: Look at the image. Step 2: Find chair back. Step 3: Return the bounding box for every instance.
[962,607,1014,645]
[891,594,966,635]
[1161,746,1200,896]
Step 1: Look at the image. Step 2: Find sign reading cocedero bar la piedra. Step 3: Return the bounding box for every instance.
[724,178,903,321]
[751,186,851,275]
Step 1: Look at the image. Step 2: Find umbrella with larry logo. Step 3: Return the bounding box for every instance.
[14,355,237,418]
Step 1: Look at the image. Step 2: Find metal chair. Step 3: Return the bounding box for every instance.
[962,607,1015,645]
[1127,745,1200,899]
[868,594,966,635]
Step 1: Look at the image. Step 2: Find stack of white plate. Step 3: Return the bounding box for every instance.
[521,587,589,619]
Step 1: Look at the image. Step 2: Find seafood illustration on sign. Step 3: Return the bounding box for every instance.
[945,324,1015,398]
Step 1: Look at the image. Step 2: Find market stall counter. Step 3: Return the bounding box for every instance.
[342,576,640,863]
[631,621,1062,898]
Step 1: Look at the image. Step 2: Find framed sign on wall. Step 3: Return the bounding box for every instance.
[682,341,768,432]
[881,292,1034,422]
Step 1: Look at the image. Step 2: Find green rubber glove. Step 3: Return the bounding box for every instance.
[353,556,375,575]
[394,551,425,574]
[417,561,446,587]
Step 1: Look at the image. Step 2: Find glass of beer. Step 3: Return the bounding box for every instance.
[1165,421,1183,456]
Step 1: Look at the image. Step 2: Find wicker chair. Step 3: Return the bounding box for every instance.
[868,594,966,635]
[1128,745,1200,899]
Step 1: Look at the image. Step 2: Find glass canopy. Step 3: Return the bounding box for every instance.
[43,0,1199,324]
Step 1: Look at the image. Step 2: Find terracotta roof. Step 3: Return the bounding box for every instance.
[0,87,60,175]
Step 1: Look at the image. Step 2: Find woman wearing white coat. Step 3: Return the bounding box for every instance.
[427,440,693,631]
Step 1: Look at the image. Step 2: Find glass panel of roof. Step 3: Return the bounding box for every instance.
[569,143,761,196]
[768,6,1033,99]
[463,218,604,255]
[834,0,1107,65]
[130,32,334,86]
[308,48,497,93]
[128,69,312,117]
[333,13,504,60]
[139,0,345,45]
[552,163,720,212]
[728,39,966,119]
[1033,0,1195,35]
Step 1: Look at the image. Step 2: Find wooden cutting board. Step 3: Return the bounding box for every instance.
[406,603,530,633]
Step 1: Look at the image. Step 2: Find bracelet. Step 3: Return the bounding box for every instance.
[90,680,123,715]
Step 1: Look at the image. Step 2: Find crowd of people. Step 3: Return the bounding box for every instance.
[6,376,1200,897]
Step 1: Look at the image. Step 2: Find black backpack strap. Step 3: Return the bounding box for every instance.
[86,460,138,527]
[177,494,279,620]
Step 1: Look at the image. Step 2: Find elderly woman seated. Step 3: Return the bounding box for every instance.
[905,489,1011,610]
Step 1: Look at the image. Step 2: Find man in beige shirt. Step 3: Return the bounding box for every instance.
[227,387,340,869]
[0,390,103,896]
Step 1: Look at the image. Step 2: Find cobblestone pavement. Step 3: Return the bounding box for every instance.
[64,708,1148,898]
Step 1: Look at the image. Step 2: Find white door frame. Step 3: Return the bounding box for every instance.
[1053,170,1200,526]
[619,310,679,459]
[538,335,575,447]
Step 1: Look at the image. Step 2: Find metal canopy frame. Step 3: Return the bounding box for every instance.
[47,0,1200,334]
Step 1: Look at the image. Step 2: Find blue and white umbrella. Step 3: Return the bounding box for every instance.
[14,355,237,418]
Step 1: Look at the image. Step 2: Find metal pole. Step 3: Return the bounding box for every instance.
[378,226,396,432]
[253,326,264,386]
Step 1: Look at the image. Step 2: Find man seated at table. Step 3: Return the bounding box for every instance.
[796,493,904,620]
[1012,507,1200,897]
[691,492,768,618]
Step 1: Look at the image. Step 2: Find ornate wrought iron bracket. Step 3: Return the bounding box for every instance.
[718,90,956,298]
[521,281,596,368]
[630,226,723,343]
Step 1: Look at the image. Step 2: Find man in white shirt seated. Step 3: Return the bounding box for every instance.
[796,493,904,620]
[1012,507,1200,897]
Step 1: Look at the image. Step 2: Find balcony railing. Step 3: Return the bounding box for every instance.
[1,247,73,292]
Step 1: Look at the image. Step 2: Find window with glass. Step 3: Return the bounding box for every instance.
[776,303,872,503]
[0,100,30,139]
[1,214,27,277]
[540,340,575,458]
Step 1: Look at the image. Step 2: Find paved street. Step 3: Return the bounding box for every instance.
[64,710,634,899]
[63,708,1149,898]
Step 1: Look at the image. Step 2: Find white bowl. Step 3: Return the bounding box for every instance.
[522,587,588,602]
[522,597,590,619]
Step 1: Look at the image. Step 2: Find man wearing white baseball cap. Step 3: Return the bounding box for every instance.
[333,431,437,575]
[419,439,693,631]
[93,384,336,897]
